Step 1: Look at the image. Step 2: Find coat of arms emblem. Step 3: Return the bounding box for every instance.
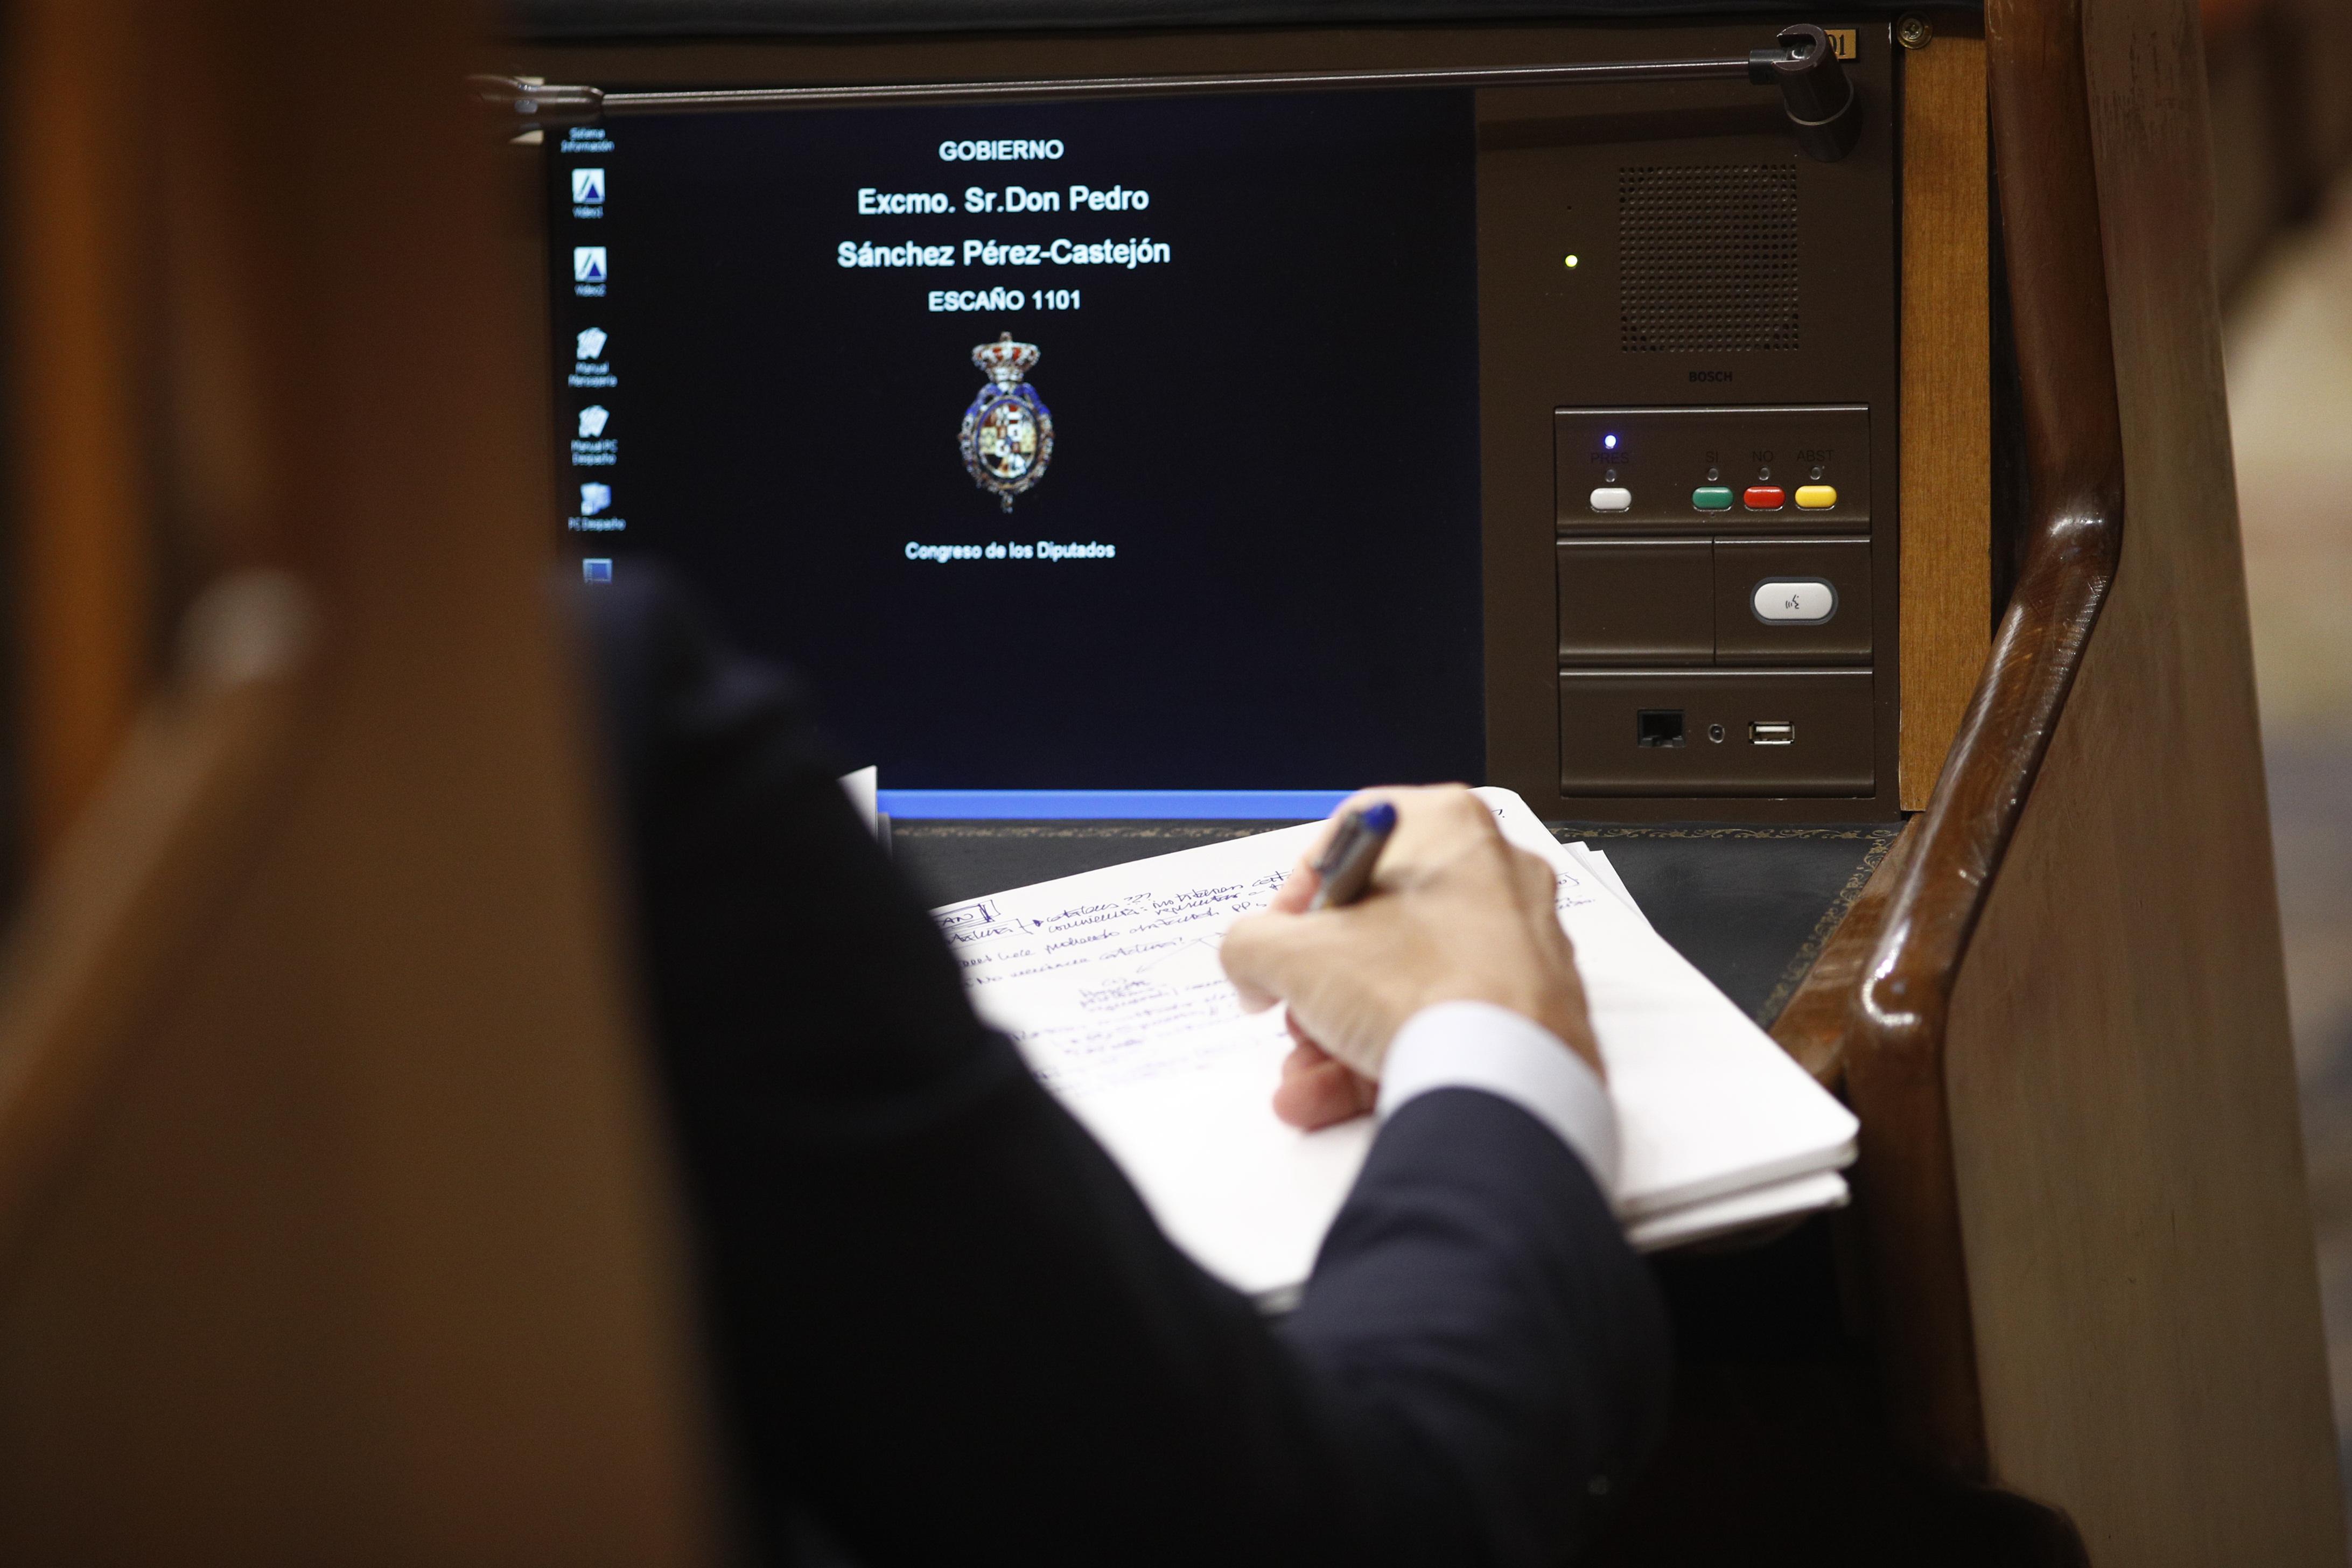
[959,333,1054,511]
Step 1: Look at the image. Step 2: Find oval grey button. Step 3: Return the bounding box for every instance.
[1588,486,1633,513]
[1752,579,1837,623]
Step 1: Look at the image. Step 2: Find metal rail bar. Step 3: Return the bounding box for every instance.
[473,23,1857,159]
[591,54,1756,116]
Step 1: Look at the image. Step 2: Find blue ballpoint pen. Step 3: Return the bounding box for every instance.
[1305,801,1398,911]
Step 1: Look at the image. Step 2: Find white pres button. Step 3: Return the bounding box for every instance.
[1588,486,1633,513]
[1752,579,1838,624]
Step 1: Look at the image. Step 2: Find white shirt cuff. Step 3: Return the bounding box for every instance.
[1376,1000,1619,1195]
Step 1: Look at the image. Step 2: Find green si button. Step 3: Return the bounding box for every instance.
[1691,486,1735,511]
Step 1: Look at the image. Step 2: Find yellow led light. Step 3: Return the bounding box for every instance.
[1563,254,1580,268]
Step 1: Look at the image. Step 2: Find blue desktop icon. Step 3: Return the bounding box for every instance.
[582,558,613,583]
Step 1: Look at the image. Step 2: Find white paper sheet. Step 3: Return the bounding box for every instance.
[933,788,1856,1297]
[1627,1170,1850,1252]
[1567,844,1651,930]
[837,765,880,838]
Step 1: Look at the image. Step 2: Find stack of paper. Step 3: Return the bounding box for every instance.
[930,788,1857,1299]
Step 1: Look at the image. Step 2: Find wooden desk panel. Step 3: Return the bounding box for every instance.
[1940,0,2342,1558]
[1898,20,1992,809]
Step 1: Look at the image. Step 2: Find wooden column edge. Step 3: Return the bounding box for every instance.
[1770,0,2125,1487]
[1898,19,1993,810]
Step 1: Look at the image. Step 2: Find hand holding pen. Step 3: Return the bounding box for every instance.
[1220,786,1605,1130]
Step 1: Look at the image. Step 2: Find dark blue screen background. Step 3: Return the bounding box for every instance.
[547,89,1485,790]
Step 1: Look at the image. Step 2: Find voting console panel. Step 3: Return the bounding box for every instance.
[523,18,1902,821]
[1474,32,1899,818]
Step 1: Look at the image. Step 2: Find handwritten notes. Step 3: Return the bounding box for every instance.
[934,789,1858,1297]
[940,862,1292,1096]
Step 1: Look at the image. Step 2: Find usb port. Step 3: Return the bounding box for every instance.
[1749,721,1795,745]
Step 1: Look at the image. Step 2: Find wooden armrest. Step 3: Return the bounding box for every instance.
[0,573,313,1258]
[1767,0,2125,1482]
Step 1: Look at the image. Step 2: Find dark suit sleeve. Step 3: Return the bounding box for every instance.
[577,572,1670,1568]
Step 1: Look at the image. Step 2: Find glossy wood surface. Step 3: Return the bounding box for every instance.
[1895,20,1992,810]
[1843,0,2127,1480]
[8,0,157,865]
[1774,0,2343,1556]
[1770,814,1913,1083]
[0,0,723,1558]
[0,578,310,1258]
[1772,0,2132,1482]
[1941,0,2342,1552]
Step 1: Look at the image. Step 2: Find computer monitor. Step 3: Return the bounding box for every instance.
[534,19,1900,821]
[550,90,1482,817]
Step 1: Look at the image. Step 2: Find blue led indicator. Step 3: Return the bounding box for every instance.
[1604,433,1619,450]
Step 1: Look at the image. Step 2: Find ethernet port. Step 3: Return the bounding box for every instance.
[1635,709,1687,748]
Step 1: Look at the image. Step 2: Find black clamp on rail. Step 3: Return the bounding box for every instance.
[1753,24,1860,162]
[472,21,1864,163]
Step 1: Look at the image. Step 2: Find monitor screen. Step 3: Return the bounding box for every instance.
[548,89,1484,815]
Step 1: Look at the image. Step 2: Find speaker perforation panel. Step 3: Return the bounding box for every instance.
[1618,164,1800,353]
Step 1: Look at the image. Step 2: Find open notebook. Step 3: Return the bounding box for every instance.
[930,788,1858,1299]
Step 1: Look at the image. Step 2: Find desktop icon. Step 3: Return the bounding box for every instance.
[571,167,606,204]
[580,482,612,515]
[582,558,613,583]
[958,333,1054,512]
[573,246,607,284]
[575,326,608,360]
[577,404,610,438]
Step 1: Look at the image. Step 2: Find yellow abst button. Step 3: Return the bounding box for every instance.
[1794,484,1838,510]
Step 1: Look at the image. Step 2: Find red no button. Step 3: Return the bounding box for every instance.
[1743,486,1787,510]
